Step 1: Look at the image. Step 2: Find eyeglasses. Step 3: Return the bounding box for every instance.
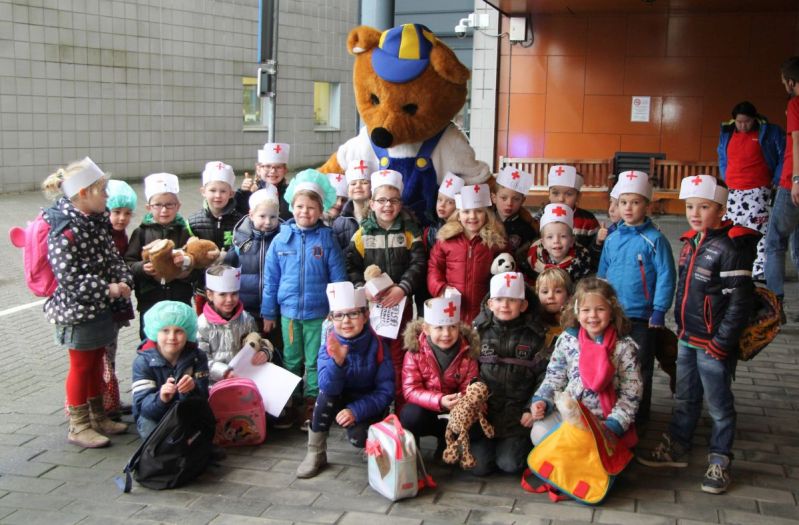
[150,202,178,210]
[373,198,401,207]
[330,310,364,321]
[265,165,286,172]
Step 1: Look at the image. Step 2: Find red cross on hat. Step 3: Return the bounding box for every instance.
[473,184,481,193]
[380,170,391,176]
[273,144,282,153]
[552,206,567,217]
[217,162,224,170]
[626,172,637,180]
[235,270,241,279]
[504,273,518,287]
[691,176,703,186]
[555,166,565,176]
[335,173,343,182]
[355,160,368,174]
[445,178,453,188]
[511,171,520,180]
[443,301,457,317]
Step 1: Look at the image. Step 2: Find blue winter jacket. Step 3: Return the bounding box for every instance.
[317,326,394,423]
[261,220,348,321]
[223,216,280,317]
[598,218,676,320]
[717,119,785,186]
[331,199,362,250]
[131,341,210,425]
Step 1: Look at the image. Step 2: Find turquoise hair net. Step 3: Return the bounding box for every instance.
[143,301,198,343]
[106,179,138,211]
[284,169,338,212]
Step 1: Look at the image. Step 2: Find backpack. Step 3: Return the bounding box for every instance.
[208,377,266,447]
[738,286,781,361]
[116,397,216,492]
[365,414,435,501]
[9,211,72,297]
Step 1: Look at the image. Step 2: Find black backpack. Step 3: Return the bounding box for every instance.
[117,397,216,492]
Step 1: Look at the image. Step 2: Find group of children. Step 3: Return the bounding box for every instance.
[40,142,757,496]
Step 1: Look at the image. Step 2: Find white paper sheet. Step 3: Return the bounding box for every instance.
[369,296,407,339]
[228,344,302,417]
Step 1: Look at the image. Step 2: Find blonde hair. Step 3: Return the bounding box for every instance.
[450,207,506,237]
[41,159,106,201]
[560,277,630,336]
[293,189,323,209]
[535,267,573,295]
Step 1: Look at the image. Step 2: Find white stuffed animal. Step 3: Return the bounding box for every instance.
[490,253,516,275]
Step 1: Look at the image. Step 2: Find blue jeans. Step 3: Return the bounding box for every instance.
[765,188,799,297]
[668,342,736,457]
[136,416,159,440]
[629,319,654,422]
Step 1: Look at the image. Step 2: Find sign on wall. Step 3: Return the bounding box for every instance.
[631,96,651,123]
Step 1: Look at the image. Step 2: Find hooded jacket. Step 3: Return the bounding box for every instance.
[675,221,759,359]
[401,318,480,412]
[197,302,260,382]
[317,326,395,423]
[331,199,365,250]
[223,216,280,316]
[187,198,243,250]
[428,219,507,325]
[718,118,785,186]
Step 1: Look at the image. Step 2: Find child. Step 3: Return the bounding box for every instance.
[592,192,621,260]
[188,162,243,250]
[638,175,759,495]
[535,267,573,354]
[197,265,268,383]
[471,272,547,476]
[598,171,676,422]
[131,301,210,439]
[42,157,132,448]
[333,159,374,250]
[428,183,507,324]
[296,282,394,478]
[526,204,593,283]
[424,172,464,251]
[535,165,600,253]
[238,143,292,220]
[323,172,349,225]
[492,166,538,253]
[261,169,348,431]
[530,277,641,450]
[399,296,479,456]
[126,173,198,339]
[346,169,426,412]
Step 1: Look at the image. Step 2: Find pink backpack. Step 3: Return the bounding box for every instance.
[9,212,72,297]
[208,377,266,447]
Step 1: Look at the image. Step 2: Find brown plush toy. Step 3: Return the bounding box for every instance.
[242,331,275,362]
[141,237,220,284]
[442,380,494,469]
[183,237,220,269]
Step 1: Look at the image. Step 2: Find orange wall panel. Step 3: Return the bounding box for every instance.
[660,97,703,160]
[544,133,620,158]
[587,17,628,56]
[544,56,586,133]
[624,57,706,97]
[585,55,625,95]
[626,15,668,57]
[700,135,721,162]
[620,134,661,152]
[666,14,750,58]
[510,55,547,94]
[583,95,662,135]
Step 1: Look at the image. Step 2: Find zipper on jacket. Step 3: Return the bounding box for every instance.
[258,234,266,305]
[678,235,704,340]
[703,295,713,333]
[299,230,306,316]
[637,253,650,301]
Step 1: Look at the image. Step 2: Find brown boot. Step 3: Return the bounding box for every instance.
[88,396,127,435]
[296,429,328,478]
[68,404,110,448]
[299,397,316,432]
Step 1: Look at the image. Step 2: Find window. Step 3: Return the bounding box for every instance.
[242,76,271,131]
[314,81,340,131]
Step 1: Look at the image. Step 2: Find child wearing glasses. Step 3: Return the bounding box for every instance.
[126,173,200,340]
[237,143,292,221]
[345,170,427,414]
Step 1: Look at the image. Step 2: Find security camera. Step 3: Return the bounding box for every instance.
[454,22,468,38]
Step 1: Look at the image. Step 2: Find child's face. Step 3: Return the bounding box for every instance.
[370,186,402,225]
[147,193,181,226]
[330,308,367,339]
[685,197,724,232]
[79,181,109,215]
[459,208,488,237]
[541,222,574,261]
[618,193,649,226]
[577,293,612,340]
[492,187,524,220]
[348,179,371,201]
[607,198,620,223]
[109,207,133,231]
[207,290,239,317]
[250,202,280,232]
[202,181,234,215]
[157,326,187,358]
[537,281,569,315]
[436,193,456,220]
[549,186,579,210]
[261,163,287,185]
[328,196,347,220]
[293,194,322,227]
[488,297,528,321]
[425,323,459,349]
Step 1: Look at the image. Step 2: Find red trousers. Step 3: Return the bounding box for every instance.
[65,348,105,406]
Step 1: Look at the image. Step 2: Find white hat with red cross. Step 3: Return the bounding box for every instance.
[611,170,652,200]
[144,172,180,202]
[496,166,533,194]
[205,266,241,293]
[202,161,235,188]
[371,169,404,193]
[424,296,461,326]
[327,281,367,311]
[679,174,728,205]
[547,164,584,190]
[540,203,574,230]
[258,143,290,165]
[327,172,348,198]
[490,272,525,300]
[438,172,465,199]
[345,159,373,184]
[457,183,492,210]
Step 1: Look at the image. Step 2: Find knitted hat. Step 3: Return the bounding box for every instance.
[143,300,198,343]
[285,168,337,212]
[106,179,138,211]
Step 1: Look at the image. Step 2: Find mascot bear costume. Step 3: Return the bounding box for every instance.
[319,23,490,225]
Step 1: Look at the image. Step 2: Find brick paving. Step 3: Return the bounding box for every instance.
[0,181,797,524]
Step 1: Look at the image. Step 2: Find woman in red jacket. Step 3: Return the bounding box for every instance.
[427,183,507,324]
[399,297,479,456]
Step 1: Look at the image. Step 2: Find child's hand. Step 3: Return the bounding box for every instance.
[440,393,460,411]
[335,408,355,428]
[649,310,665,328]
[118,282,131,298]
[597,222,608,244]
[520,411,535,428]
[241,172,255,192]
[108,283,120,298]
[379,286,406,308]
[224,369,236,379]
[160,377,178,402]
[176,374,195,394]
[143,262,157,276]
[251,350,269,365]
[326,332,349,366]
[530,400,546,420]
[263,319,276,333]
[172,252,186,267]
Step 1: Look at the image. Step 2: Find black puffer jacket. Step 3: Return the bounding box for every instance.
[187,199,243,250]
[473,291,547,438]
[675,221,759,360]
[223,216,280,317]
[234,179,291,221]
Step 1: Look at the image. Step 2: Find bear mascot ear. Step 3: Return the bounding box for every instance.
[347,25,382,55]
[429,41,470,86]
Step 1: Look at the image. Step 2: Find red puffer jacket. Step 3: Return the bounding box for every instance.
[427,218,507,324]
[401,318,480,412]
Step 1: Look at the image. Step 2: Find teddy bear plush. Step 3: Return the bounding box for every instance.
[442,380,494,469]
[242,331,275,362]
[319,23,490,226]
[141,237,219,284]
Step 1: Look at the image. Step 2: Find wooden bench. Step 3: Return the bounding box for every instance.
[649,160,720,214]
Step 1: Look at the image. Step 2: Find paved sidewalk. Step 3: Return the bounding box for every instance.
[0,182,797,524]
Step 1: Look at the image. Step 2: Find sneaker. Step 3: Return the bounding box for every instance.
[702,455,731,494]
[637,433,688,468]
